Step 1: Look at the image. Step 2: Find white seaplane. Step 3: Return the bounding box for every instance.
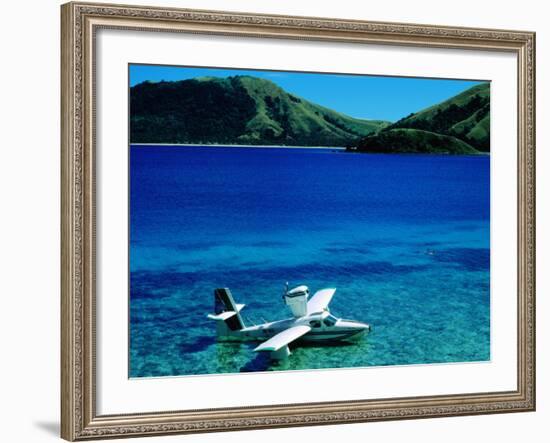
[207,284,370,360]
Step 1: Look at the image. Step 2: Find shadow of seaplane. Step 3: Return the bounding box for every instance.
[207,285,370,360]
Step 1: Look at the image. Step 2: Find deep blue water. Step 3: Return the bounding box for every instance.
[129,146,490,377]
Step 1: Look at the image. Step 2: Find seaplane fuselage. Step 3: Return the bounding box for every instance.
[222,312,369,344]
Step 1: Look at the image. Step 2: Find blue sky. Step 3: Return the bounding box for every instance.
[129,64,485,122]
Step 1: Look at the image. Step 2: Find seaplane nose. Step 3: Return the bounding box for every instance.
[338,320,370,337]
[336,320,370,341]
[355,322,370,333]
[338,320,370,332]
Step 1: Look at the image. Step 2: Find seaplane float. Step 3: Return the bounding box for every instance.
[208,284,370,360]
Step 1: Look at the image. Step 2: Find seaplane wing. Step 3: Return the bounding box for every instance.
[307,288,336,314]
[254,325,311,352]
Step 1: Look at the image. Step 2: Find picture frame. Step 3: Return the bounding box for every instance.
[60,1,536,440]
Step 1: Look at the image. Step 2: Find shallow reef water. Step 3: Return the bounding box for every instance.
[129,146,490,377]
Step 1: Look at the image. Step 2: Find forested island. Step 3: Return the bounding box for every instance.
[351,82,489,154]
[130,75,489,154]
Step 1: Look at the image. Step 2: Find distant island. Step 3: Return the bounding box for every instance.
[351,82,489,154]
[130,75,489,154]
[130,75,387,148]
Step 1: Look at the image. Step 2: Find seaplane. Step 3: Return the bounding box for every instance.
[207,284,370,360]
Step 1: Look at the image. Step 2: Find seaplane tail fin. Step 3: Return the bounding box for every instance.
[254,325,311,360]
[209,288,246,335]
[307,288,336,315]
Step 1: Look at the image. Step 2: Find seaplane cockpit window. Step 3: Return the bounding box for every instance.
[309,320,321,328]
[323,314,338,327]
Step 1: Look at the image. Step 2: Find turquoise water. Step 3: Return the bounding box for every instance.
[129,146,490,377]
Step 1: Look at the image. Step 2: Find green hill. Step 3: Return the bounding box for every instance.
[351,128,480,155]
[383,82,490,152]
[130,75,388,147]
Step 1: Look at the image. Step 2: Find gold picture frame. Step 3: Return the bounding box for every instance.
[61,2,536,440]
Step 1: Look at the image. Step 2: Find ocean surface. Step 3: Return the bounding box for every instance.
[129,145,490,378]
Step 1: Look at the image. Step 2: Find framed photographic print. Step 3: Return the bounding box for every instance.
[61,1,536,440]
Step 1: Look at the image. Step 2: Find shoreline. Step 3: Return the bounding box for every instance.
[130,143,346,150]
[130,143,490,156]
[346,148,490,156]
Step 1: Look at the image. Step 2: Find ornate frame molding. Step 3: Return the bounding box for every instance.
[61,2,535,440]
